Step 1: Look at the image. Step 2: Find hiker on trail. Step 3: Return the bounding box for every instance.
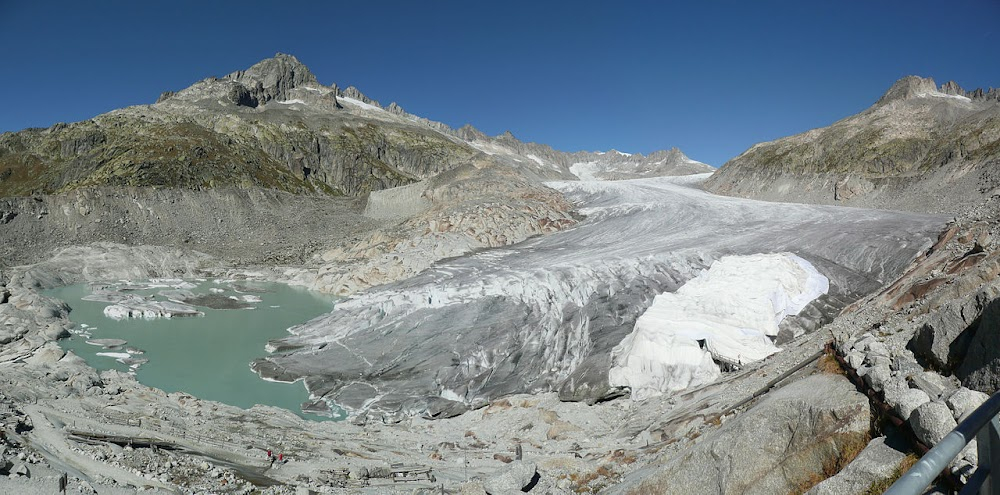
[278,453,284,463]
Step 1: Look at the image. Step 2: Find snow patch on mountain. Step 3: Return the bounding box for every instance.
[608,252,829,400]
[916,91,972,103]
[569,162,599,181]
[526,154,548,168]
[338,96,385,113]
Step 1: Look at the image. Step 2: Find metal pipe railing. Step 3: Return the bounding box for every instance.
[885,391,1000,495]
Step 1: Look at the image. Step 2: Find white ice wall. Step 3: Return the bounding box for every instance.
[608,253,829,400]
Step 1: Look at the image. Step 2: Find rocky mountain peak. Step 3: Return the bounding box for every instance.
[646,147,685,161]
[875,75,939,106]
[387,102,406,116]
[456,124,487,141]
[340,86,379,106]
[223,53,318,105]
[941,80,966,95]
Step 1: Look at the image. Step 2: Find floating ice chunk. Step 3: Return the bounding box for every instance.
[86,338,127,348]
[119,357,148,369]
[609,253,829,401]
[209,288,225,294]
[241,295,262,303]
[103,300,202,320]
[104,305,132,320]
[96,352,131,360]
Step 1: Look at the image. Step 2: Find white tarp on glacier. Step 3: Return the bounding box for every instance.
[608,252,829,400]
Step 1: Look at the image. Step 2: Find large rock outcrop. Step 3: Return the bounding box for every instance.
[614,374,870,495]
[957,296,1000,393]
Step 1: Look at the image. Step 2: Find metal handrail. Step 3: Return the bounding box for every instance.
[885,391,1000,495]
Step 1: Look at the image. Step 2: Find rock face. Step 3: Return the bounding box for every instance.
[223,53,318,105]
[0,187,375,269]
[617,374,870,495]
[957,296,1000,393]
[875,75,941,105]
[908,283,1000,371]
[704,75,1000,213]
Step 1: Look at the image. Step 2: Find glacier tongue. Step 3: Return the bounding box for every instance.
[608,253,829,400]
[254,175,947,421]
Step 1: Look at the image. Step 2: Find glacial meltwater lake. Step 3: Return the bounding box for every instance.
[48,279,344,420]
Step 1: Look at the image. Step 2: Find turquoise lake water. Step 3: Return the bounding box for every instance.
[49,280,344,421]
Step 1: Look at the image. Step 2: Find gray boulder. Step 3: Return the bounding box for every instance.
[846,350,865,369]
[864,365,892,393]
[946,387,990,422]
[43,322,69,340]
[10,463,28,478]
[806,436,907,495]
[610,374,869,495]
[484,461,537,494]
[910,401,958,446]
[957,297,1000,393]
[908,371,956,400]
[347,466,368,480]
[908,286,998,371]
[894,387,931,420]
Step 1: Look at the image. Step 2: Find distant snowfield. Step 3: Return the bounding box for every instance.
[338,96,385,113]
[916,91,972,103]
[264,174,947,415]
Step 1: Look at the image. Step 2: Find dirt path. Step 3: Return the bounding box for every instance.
[22,404,179,492]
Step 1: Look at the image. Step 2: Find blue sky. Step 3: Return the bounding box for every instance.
[1,1,998,167]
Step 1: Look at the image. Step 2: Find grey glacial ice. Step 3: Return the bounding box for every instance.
[254,174,947,421]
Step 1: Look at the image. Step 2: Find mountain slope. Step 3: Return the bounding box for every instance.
[0,53,706,277]
[703,76,1000,213]
[0,53,709,200]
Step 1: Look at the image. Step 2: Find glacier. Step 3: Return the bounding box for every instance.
[608,253,829,401]
[252,174,947,421]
